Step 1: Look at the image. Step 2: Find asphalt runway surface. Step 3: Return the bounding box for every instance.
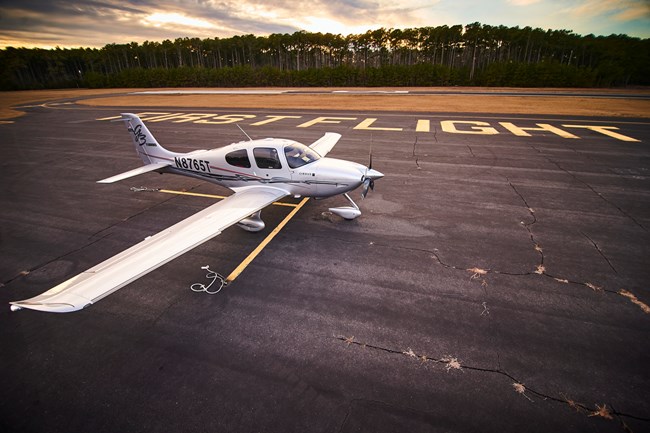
[1,99,649,433]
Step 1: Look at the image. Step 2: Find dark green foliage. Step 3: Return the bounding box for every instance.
[0,24,647,90]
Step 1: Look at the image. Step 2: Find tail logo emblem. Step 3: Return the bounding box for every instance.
[128,122,156,147]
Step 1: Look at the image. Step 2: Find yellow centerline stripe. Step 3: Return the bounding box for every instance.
[158,189,299,207]
[225,197,310,283]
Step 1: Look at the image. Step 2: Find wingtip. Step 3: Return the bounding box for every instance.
[8,300,85,313]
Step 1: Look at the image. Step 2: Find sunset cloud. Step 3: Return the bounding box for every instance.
[0,0,646,49]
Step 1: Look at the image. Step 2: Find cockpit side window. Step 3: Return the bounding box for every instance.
[253,147,282,169]
[284,143,321,169]
[225,149,251,168]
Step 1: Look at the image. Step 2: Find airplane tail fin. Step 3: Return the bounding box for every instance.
[120,113,175,165]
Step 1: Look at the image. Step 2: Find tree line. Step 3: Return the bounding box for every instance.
[1,23,648,90]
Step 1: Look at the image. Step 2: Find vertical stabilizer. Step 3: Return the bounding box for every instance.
[120,113,175,165]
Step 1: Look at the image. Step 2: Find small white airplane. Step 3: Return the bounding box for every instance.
[10,113,383,313]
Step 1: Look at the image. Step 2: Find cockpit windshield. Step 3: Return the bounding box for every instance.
[284,143,321,169]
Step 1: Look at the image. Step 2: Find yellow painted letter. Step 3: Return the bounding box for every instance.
[416,119,430,132]
[353,118,402,131]
[499,122,579,139]
[562,125,640,142]
[441,120,499,135]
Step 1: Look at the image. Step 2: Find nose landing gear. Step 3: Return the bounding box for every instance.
[328,193,362,220]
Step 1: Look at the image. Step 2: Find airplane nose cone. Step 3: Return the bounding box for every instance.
[366,168,384,181]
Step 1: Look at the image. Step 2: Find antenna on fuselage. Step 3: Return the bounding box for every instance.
[236,124,253,141]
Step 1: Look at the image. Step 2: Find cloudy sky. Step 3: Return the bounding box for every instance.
[0,0,648,49]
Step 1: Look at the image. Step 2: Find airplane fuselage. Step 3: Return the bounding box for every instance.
[143,138,375,199]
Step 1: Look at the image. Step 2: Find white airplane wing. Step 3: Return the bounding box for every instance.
[10,186,289,313]
[309,132,341,157]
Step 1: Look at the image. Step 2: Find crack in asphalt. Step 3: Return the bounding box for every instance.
[541,154,646,232]
[3,181,204,291]
[89,181,203,239]
[581,231,618,275]
[328,140,648,430]
[317,171,649,315]
[506,177,544,267]
[0,232,112,288]
[334,336,650,429]
[503,177,647,312]
[412,136,421,170]
[317,228,648,314]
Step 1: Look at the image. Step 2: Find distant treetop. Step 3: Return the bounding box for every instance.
[1,23,648,89]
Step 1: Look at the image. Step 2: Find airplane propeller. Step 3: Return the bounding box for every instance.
[361,148,378,199]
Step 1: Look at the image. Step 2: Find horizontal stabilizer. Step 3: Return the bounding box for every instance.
[309,132,341,157]
[97,162,171,183]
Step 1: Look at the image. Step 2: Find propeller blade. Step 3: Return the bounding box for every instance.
[361,178,371,199]
[361,149,379,199]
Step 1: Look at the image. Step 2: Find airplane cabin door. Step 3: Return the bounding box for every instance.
[251,146,290,182]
